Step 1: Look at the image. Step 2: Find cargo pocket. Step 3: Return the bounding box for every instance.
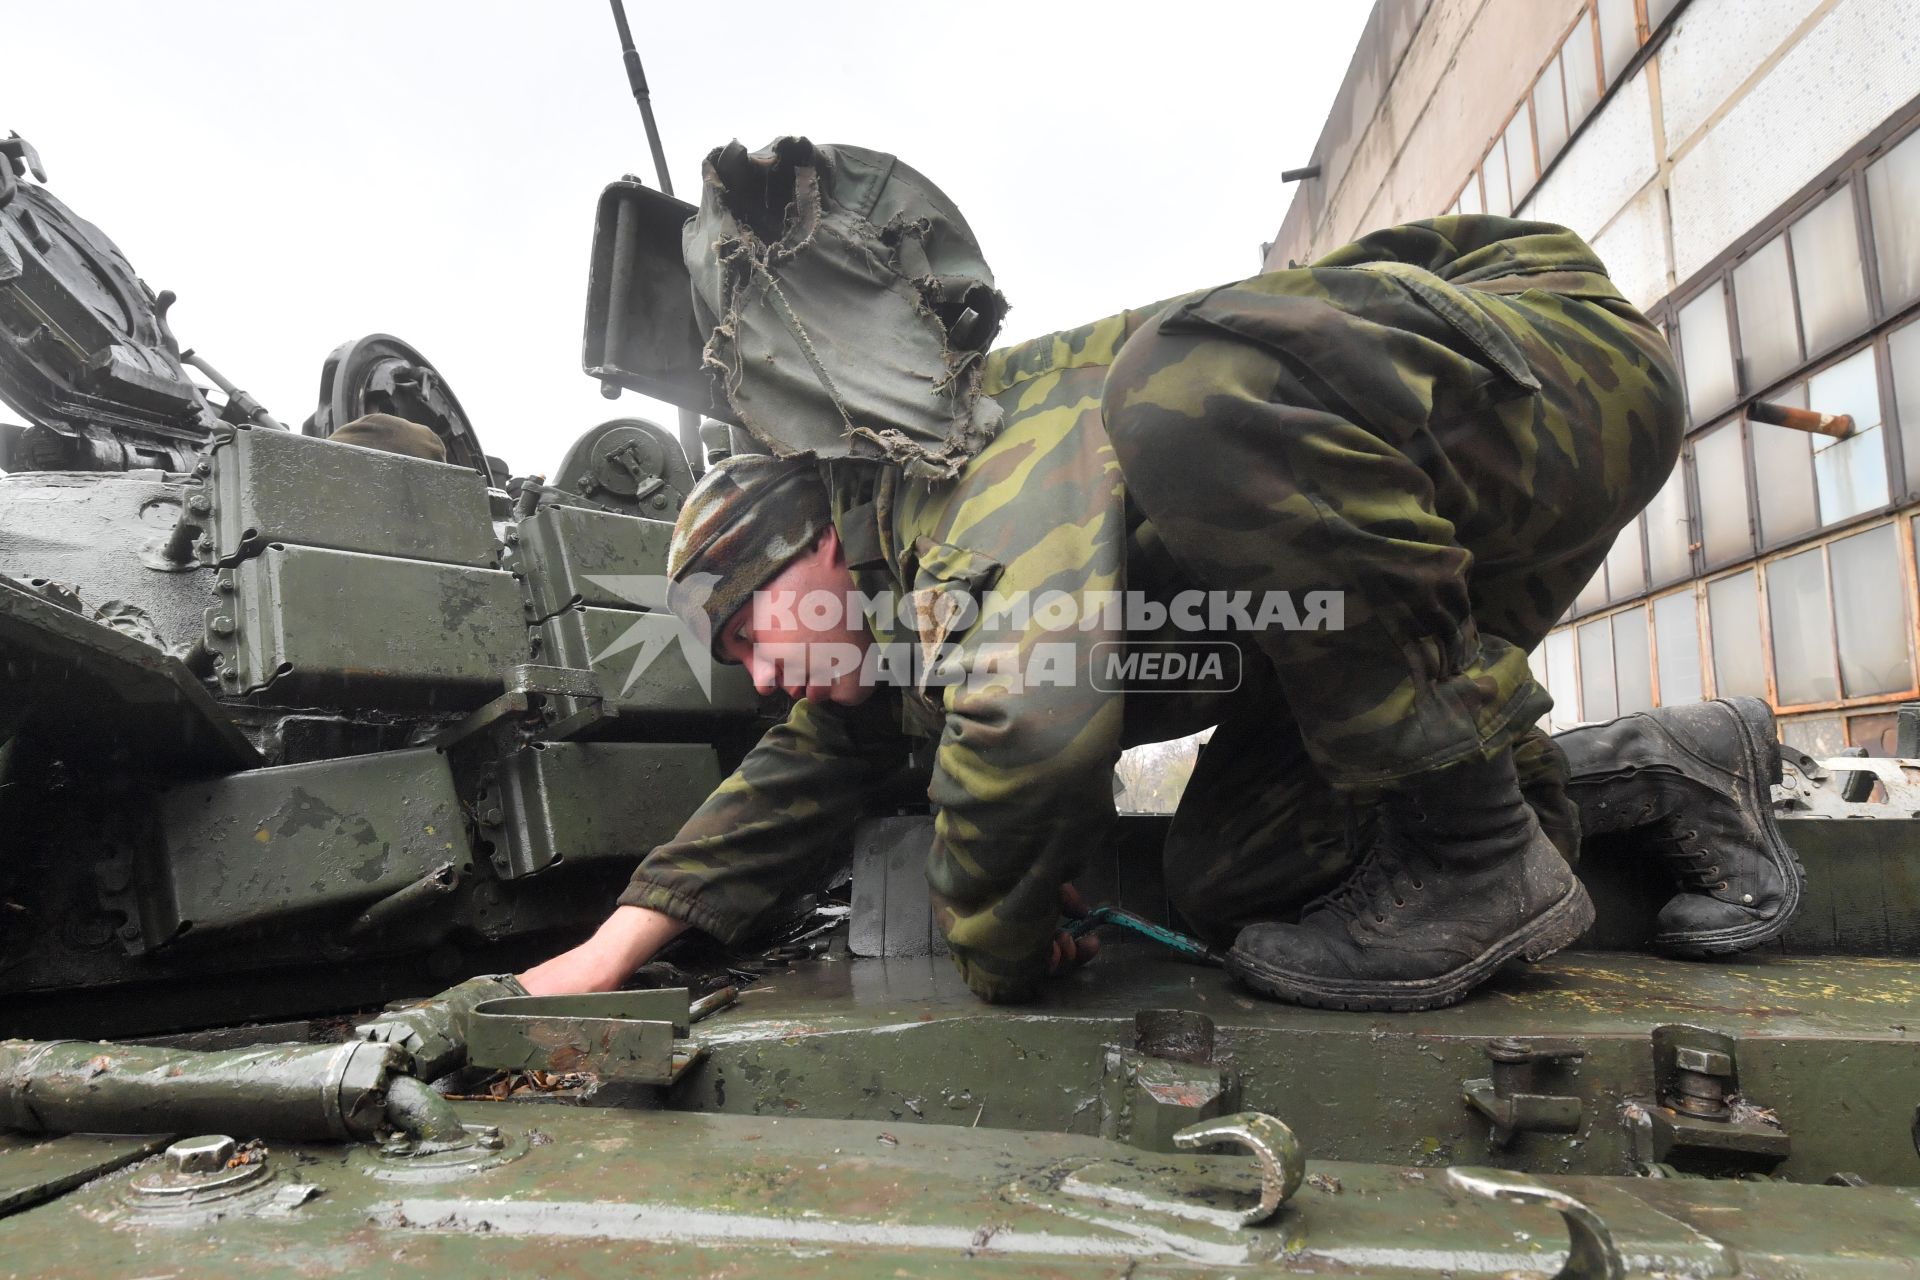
[1365,260,1542,402]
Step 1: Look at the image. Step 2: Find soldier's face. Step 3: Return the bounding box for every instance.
[719,527,875,707]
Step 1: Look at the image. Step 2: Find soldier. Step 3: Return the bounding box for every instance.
[508,137,1802,1013]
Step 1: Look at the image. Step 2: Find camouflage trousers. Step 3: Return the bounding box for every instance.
[1100,243,1684,943]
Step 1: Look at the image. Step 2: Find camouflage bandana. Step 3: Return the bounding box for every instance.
[684,136,1008,482]
[328,412,447,463]
[666,453,832,661]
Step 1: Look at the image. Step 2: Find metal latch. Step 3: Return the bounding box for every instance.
[1464,1036,1586,1147]
[1625,1024,1790,1174]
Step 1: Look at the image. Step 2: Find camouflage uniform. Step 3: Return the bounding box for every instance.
[621,215,1685,1000]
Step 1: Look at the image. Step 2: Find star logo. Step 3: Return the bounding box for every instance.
[581,572,721,700]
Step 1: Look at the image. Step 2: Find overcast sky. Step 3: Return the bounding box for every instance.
[3,1,1369,477]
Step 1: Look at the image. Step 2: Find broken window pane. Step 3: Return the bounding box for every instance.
[1750,386,1817,546]
[1596,0,1639,84]
[1613,607,1655,714]
[1809,348,1889,523]
[1578,617,1617,722]
[1482,136,1512,218]
[1654,590,1704,705]
[1563,18,1602,125]
[1766,548,1838,705]
[1606,515,1647,601]
[1693,421,1751,564]
[1644,464,1693,585]
[1707,571,1767,698]
[1867,127,1920,312]
[1790,188,1870,357]
[1733,236,1801,391]
[1891,320,1920,494]
[1533,59,1570,170]
[1678,287,1738,423]
[1504,107,1538,206]
[1544,627,1580,730]
[1831,523,1913,696]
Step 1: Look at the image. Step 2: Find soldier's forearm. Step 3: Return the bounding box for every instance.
[518,905,689,995]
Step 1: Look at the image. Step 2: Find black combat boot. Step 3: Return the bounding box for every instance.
[1556,696,1803,956]
[1227,748,1594,1011]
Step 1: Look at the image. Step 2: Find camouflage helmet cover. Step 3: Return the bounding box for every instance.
[683,136,1008,482]
[665,452,832,660]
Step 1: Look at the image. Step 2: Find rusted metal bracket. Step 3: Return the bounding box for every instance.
[1464,1036,1586,1147]
[467,989,704,1087]
[1170,1111,1303,1228]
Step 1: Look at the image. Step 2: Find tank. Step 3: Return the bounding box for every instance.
[5,133,1920,1278]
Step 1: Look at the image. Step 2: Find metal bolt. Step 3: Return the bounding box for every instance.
[1673,1046,1732,1076]
[165,1135,236,1174]
[187,495,211,515]
[209,616,235,636]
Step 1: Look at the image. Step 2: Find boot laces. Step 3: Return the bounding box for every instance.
[1313,831,1426,925]
[1663,827,1726,891]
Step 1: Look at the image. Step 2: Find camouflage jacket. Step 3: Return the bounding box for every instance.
[620,217,1632,1002]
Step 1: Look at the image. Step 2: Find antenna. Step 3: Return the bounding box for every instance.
[607,0,675,198]
[606,0,705,474]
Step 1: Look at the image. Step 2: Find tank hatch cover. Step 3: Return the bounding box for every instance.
[0,134,220,471]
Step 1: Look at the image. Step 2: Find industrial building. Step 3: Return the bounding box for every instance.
[1267,0,1920,760]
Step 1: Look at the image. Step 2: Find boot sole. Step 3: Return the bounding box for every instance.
[1651,696,1808,958]
[1226,880,1596,1013]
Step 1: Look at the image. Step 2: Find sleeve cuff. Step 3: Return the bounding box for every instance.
[616,879,756,946]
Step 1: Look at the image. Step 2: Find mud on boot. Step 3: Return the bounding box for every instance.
[1227,748,1594,1012]
[1557,695,1804,956]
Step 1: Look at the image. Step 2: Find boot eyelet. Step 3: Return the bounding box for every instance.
[1374,914,1386,923]
[1410,880,1423,890]
[1715,880,1730,892]
[1393,898,1405,908]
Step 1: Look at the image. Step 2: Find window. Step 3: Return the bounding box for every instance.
[1732,236,1800,391]
[1563,20,1602,124]
[1606,515,1647,602]
[1596,0,1639,85]
[1766,548,1839,704]
[1891,319,1920,494]
[1533,59,1570,172]
[1790,189,1871,358]
[1750,386,1818,547]
[1614,606,1655,713]
[1575,560,1609,615]
[1867,128,1920,312]
[1807,348,1889,523]
[1544,628,1580,730]
[1781,714,1846,758]
[1830,524,1913,696]
[1503,108,1538,207]
[1644,465,1693,585]
[1678,287,1737,422]
[1482,135,1512,218]
[1578,617,1617,721]
[1456,171,1483,217]
[1707,571,1767,698]
[1653,590,1703,704]
[1693,421,1751,565]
